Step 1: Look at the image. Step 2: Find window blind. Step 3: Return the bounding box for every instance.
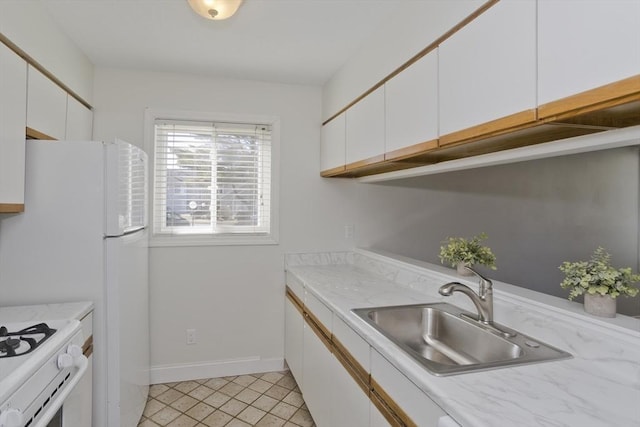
[153,119,272,237]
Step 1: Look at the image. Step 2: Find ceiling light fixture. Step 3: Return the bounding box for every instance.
[187,0,243,21]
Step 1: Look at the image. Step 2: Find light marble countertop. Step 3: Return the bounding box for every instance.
[0,301,93,323]
[285,249,640,427]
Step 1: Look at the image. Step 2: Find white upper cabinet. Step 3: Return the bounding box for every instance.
[27,65,67,140]
[346,86,385,165]
[538,0,640,106]
[439,0,537,139]
[66,95,93,140]
[320,112,346,173]
[385,49,438,157]
[0,42,27,209]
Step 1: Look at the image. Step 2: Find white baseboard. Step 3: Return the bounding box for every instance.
[150,357,286,384]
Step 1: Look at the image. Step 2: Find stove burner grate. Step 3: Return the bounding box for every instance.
[0,323,57,358]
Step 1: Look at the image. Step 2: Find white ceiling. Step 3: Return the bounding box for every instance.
[41,0,405,86]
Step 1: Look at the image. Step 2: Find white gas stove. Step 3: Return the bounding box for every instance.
[0,319,87,427]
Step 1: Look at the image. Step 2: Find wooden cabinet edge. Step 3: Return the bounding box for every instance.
[285,287,304,316]
[26,126,56,141]
[0,204,25,213]
[370,377,418,427]
[332,335,370,395]
[346,154,386,171]
[305,312,332,351]
[539,74,640,121]
[385,139,439,162]
[320,165,347,177]
[82,335,94,357]
[439,109,538,147]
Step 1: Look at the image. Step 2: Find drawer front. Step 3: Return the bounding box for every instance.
[371,350,446,426]
[304,290,332,334]
[285,271,305,300]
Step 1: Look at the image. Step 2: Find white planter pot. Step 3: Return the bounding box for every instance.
[456,263,474,276]
[584,293,616,318]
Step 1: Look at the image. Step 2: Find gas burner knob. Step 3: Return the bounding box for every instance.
[57,352,73,369]
[0,408,24,427]
[67,344,83,359]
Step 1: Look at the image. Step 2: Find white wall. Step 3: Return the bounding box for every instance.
[0,1,94,103]
[92,67,373,381]
[356,147,640,316]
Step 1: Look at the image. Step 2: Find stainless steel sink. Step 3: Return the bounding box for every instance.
[352,302,571,376]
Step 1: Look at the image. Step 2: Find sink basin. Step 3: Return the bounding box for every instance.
[352,302,571,376]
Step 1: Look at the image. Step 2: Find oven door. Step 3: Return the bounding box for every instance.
[61,354,92,427]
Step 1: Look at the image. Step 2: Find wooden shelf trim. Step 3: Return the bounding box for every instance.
[539,75,640,121]
[0,33,93,110]
[320,165,346,177]
[26,127,57,141]
[288,286,420,427]
[385,139,439,162]
[0,203,25,213]
[439,109,538,147]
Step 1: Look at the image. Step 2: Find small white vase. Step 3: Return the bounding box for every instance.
[456,263,474,276]
[584,293,616,318]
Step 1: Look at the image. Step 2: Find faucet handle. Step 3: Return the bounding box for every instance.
[464,266,493,293]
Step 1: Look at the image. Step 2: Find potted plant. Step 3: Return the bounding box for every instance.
[439,233,496,276]
[559,247,640,317]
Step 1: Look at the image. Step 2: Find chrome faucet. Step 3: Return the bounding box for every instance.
[439,266,494,324]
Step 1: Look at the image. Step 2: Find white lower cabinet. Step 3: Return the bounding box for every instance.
[284,295,304,389]
[288,282,456,427]
[370,403,391,427]
[371,350,447,426]
[302,320,338,427]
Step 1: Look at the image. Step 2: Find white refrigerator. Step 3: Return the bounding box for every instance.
[0,139,150,427]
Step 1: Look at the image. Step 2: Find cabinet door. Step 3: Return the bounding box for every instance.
[284,296,304,389]
[538,0,640,106]
[346,86,385,165]
[66,96,93,140]
[27,65,67,140]
[371,350,446,426]
[370,403,392,427]
[385,50,438,158]
[302,320,337,427]
[0,42,27,209]
[439,0,536,142]
[320,112,346,173]
[331,316,370,426]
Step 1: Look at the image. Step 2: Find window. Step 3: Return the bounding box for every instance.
[148,112,277,246]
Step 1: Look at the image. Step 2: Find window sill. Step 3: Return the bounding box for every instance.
[150,234,279,247]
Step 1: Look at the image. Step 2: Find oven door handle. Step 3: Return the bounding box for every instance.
[33,355,89,427]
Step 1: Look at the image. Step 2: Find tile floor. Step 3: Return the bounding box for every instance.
[138,370,315,427]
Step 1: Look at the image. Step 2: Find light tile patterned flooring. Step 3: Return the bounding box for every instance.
[138,370,315,427]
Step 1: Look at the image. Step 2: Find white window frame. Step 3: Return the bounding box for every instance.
[144,108,280,247]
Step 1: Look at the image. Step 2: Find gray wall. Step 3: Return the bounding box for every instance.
[354,146,640,316]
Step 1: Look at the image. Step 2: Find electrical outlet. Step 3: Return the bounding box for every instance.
[344,224,354,239]
[186,329,197,345]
